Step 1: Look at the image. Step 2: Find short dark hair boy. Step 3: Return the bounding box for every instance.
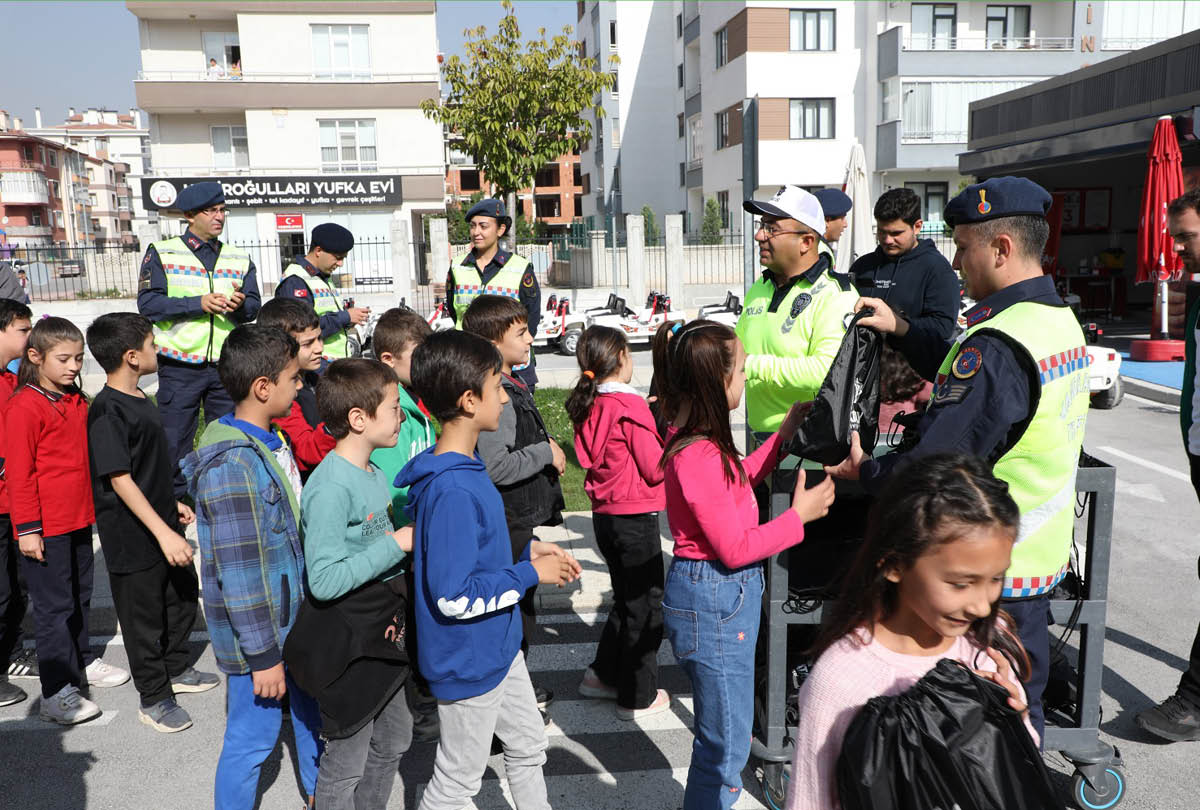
[461,294,527,344]
[411,330,501,424]
[316,358,398,440]
[0,298,32,331]
[217,325,299,403]
[874,187,922,227]
[86,311,218,732]
[257,297,320,336]
[372,307,432,361]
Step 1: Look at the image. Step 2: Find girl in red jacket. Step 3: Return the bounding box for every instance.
[8,317,126,725]
[567,325,670,720]
[658,320,835,809]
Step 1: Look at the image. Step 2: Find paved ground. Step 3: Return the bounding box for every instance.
[5,360,1200,808]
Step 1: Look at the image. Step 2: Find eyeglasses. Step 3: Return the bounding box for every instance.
[754,218,809,239]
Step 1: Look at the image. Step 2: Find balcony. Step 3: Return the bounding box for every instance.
[877,26,1083,80]
[126,2,433,19]
[876,120,963,171]
[118,210,132,221]
[2,226,52,237]
[0,172,50,205]
[134,69,440,113]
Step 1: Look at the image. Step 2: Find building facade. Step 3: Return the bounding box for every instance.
[445,145,583,234]
[28,107,150,247]
[128,0,445,289]
[0,111,95,249]
[579,0,1189,234]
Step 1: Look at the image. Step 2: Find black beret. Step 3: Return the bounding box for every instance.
[943,176,1052,227]
[466,198,508,220]
[311,222,354,254]
[176,181,224,213]
[812,188,852,218]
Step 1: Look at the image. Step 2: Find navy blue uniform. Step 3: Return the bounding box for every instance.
[273,257,352,340]
[446,250,541,389]
[136,230,262,495]
[860,272,1067,739]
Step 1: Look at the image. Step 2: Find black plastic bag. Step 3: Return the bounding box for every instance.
[785,308,881,465]
[837,658,1060,810]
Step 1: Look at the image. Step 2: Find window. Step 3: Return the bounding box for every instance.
[678,114,685,138]
[31,211,42,227]
[54,211,63,228]
[22,145,33,161]
[38,146,45,164]
[904,182,949,224]
[789,99,834,139]
[679,162,686,186]
[715,111,730,149]
[610,71,619,95]
[459,169,480,191]
[717,191,729,227]
[89,194,97,206]
[612,167,621,193]
[573,193,582,213]
[311,24,371,79]
[572,163,582,185]
[609,20,617,48]
[211,125,249,169]
[49,180,60,198]
[202,32,240,74]
[1101,0,1200,49]
[319,119,376,171]
[901,80,1030,142]
[536,195,561,218]
[789,10,835,51]
[880,77,900,121]
[715,27,728,67]
[535,164,559,187]
[911,4,957,50]
[986,5,1030,47]
[677,64,684,89]
[676,13,683,37]
[47,150,56,168]
[687,115,703,161]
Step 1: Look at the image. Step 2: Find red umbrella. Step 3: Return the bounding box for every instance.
[1137,115,1185,339]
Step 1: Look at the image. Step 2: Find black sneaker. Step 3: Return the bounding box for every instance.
[534,685,554,709]
[0,677,26,707]
[8,647,38,679]
[170,666,219,694]
[1136,694,1200,742]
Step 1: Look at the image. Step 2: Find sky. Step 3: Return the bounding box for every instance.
[0,0,576,126]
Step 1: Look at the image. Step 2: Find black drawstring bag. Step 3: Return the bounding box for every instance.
[785,308,881,465]
[837,658,1060,810]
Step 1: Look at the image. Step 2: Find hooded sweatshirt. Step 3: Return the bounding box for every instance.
[574,383,665,515]
[371,383,438,520]
[396,447,540,700]
[848,238,961,373]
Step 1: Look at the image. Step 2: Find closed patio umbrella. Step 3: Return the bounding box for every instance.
[1137,115,1185,338]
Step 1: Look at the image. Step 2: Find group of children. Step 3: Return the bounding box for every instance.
[0,282,1039,809]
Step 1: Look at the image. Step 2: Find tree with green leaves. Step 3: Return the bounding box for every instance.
[701,197,724,245]
[421,0,615,242]
[641,205,659,246]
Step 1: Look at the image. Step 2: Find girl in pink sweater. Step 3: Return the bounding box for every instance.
[786,453,1037,810]
[568,325,671,720]
[658,320,835,810]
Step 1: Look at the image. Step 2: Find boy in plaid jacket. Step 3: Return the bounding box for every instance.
[181,324,321,810]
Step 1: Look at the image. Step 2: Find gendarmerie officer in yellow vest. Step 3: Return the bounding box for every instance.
[274,222,369,359]
[826,177,1091,740]
[445,198,541,389]
[137,181,261,491]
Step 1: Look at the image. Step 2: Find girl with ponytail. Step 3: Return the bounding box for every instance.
[568,326,671,720]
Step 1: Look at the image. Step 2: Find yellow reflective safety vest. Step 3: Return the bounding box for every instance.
[281,263,349,359]
[449,252,531,325]
[151,236,250,364]
[931,301,1090,598]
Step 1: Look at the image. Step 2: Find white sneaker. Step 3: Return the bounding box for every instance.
[85,658,130,688]
[616,689,671,721]
[39,685,101,725]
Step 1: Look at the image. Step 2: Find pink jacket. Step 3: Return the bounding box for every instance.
[664,429,803,569]
[574,385,666,515]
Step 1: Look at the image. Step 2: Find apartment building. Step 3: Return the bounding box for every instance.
[0,111,95,249]
[28,107,151,245]
[446,144,583,234]
[127,0,445,285]
[581,0,1190,233]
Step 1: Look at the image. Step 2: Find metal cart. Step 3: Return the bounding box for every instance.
[751,451,1126,810]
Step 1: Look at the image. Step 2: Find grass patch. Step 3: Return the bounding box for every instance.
[534,386,590,513]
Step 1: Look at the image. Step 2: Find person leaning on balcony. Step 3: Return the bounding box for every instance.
[445,198,541,390]
[735,185,859,434]
[136,181,261,495]
[275,222,369,360]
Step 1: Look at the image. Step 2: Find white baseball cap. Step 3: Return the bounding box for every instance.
[743,186,826,236]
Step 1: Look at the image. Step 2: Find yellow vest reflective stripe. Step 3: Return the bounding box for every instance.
[932,301,1090,597]
[281,263,349,359]
[151,236,250,364]
[449,252,531,325]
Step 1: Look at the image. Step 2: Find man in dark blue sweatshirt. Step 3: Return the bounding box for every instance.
[849,187,961,378]
[397,330,580,810]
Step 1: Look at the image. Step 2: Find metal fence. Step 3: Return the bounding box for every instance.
[2,244,142,302]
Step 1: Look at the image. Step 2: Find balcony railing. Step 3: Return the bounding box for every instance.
[136,69,439,83]
[901,129,968,144]
[3,226,52,237]
[903,35,1072,51]
[1100,36,1174,50]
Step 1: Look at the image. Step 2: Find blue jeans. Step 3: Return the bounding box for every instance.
[214,669,323,810]
[663,557,763,810]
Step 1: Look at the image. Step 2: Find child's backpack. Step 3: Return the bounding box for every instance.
[836,658,1060,810]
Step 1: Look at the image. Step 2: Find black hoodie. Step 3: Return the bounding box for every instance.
[849,238,961,377]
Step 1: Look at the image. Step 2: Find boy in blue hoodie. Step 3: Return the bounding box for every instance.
[181,325,321,810]
[397,330,580,810]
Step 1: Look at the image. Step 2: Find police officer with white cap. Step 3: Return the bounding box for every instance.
[137,181,261,492]
[275,222,369,359]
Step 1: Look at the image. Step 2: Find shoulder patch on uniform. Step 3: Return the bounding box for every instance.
[293,288,308,298]
[523,271,535,287]
[965,306,993,327]
[952,347,983,379]
[932,380,972,405]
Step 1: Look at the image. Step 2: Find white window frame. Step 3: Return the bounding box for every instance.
[911,3,957,50]
[715,27,729,67]
[319,119,377,172]
[789,99,835,140]
[311,24,372,79]
[789,9,836,51]
[210,125,249,169]
[202,31,240,74]
[986,5,1030,48]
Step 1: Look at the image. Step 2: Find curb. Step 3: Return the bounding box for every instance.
[1121,375,1181,407]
